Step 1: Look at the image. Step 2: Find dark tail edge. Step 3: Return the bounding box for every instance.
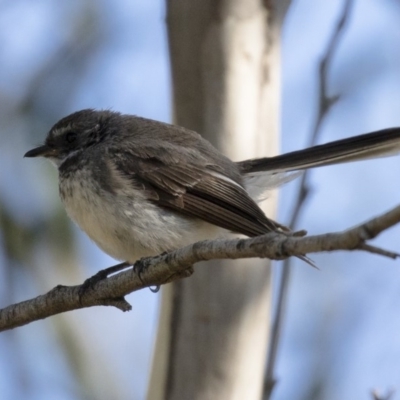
[238,127,400,174]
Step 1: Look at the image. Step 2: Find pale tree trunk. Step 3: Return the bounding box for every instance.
[147,1,291,399]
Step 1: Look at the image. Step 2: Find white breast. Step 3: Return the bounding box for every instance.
[59,168,222,263]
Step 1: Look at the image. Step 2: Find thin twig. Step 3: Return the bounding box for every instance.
[263,1,355,397]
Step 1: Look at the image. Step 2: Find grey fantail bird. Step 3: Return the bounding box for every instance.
[24,109,400,264]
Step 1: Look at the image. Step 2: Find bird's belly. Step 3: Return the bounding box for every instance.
[60,177,221,263]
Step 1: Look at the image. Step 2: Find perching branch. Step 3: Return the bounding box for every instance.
[0,203,399,332]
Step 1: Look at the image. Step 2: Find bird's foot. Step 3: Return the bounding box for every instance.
[133,256,162,293]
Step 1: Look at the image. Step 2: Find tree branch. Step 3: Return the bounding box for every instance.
[0,203,399,332]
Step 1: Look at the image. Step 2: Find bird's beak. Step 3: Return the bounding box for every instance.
[24,145,56,158]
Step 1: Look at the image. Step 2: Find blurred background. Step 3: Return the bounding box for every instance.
[0,0,400,399]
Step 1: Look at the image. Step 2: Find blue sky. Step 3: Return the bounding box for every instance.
[1,0,400,399]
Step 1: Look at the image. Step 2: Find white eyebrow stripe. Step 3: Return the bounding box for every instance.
[51,126,70,137]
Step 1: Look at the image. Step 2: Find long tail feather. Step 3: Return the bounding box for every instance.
[238,127,400,173]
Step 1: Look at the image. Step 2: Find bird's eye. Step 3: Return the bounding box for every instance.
[65,131,77,144]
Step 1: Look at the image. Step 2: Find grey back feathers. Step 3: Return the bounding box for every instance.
[51,110,285,243]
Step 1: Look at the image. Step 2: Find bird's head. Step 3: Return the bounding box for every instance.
[24,109,118,166]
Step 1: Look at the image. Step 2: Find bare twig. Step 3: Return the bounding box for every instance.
[0,202,399,332]
[264,1,355,397]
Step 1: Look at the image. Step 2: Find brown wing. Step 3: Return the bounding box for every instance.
[113,146,284,237]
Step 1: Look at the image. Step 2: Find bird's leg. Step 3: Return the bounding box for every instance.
[79,261,131,296]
